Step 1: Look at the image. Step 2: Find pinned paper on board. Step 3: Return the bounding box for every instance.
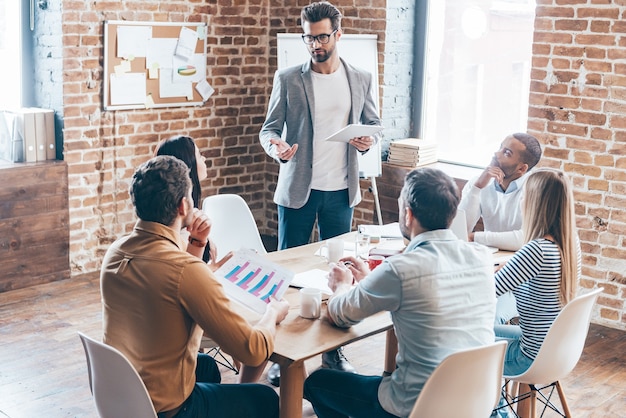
[116,25,152,58]
[104,21,209,110]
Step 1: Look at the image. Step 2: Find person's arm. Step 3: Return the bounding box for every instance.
[473,229,524,251]
[259,70,289,162]
[494,240,543,296]
[180,263,288,367]
[185,209,211,259]
[327,261,401,328]
[355,70,382,153]
[459,177,485,235]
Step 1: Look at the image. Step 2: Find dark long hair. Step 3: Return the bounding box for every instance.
[156,136,202,208]
[156,135,211,262]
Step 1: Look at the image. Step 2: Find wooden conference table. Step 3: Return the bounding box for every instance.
[263,232,397,418]
[235,232,513,418]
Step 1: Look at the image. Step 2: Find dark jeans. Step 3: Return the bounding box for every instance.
[278,189,353,250]
[303,369,400,418]
[164,353,279,418]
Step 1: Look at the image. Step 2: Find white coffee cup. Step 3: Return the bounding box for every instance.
[323,238,344,264]
[300,287,322,319]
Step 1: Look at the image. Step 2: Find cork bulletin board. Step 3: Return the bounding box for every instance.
[103,20,209,110]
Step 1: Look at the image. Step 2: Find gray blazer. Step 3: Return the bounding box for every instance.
[259,58,382,209]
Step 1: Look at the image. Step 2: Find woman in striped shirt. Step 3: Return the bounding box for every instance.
[494,168,580,380]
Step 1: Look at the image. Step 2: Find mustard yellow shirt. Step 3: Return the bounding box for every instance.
[101,220,273,412]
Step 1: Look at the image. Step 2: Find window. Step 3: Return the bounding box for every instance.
[0,0,23,110]
[420,0,536,167]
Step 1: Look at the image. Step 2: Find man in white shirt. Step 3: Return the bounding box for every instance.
[459,132,542,324]
[460,133,542,250]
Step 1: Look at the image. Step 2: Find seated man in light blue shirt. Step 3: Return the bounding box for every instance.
[304,167,496,418]
[459,132,542,325]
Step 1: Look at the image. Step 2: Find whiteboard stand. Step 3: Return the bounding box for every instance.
[370,176,383,226]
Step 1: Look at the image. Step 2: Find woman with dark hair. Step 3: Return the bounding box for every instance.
[156,135,217,265]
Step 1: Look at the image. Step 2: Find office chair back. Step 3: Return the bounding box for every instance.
[499,288,603,418]
[505,287,602,385]
[78,332,157,418]
[202,194,267,255]
[408,340,507,418]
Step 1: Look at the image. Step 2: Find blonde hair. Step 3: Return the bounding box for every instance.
[522,168,578,305]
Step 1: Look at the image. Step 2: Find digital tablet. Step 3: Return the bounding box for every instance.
[325,124,384,143]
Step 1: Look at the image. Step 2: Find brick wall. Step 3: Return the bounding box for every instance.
[59,0,626,330]
[61,0,386,274]
[528,0,626,328]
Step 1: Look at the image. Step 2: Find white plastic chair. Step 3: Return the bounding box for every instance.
[200,194,265,372]
[499,287,603,418]
[201,194,267,255]
[408,340,507,418]
[78,332,157,418]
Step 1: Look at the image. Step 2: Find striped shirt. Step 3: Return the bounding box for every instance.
[495,238,563,359]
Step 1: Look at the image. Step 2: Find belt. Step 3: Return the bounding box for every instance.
[158,405,182,418]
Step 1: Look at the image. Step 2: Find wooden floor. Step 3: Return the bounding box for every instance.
[0,273,625,418]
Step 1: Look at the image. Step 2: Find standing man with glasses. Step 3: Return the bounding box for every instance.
[260,1,382,387]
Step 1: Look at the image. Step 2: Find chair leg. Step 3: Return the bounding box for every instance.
[555,381,572,417]
[516,383,534,418]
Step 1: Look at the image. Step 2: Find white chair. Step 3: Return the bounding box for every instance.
[200,194,266,372]
[201,194,267,255]
[78,332,157,418]
[498,287,603,418]
[408,340,507,418]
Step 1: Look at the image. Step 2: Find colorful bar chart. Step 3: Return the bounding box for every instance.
[214,249,294,313]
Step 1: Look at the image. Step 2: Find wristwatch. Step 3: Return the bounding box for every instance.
[188,236,207,247]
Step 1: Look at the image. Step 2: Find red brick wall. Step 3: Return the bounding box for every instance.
[528,0,626,328]
[62,0,384,274]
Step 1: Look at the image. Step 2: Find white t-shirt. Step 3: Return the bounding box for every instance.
[310,65,351,191]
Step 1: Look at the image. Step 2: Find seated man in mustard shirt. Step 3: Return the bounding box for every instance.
[101,155,289,418]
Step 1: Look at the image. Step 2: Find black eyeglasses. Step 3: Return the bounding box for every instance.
[301,29,338,45]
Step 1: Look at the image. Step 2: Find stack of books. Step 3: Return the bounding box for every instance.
[387,138,437,168]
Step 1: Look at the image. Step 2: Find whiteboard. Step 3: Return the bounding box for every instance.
[277,33,381,178]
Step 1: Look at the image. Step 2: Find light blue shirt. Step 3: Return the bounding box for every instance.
[328,229,496,417]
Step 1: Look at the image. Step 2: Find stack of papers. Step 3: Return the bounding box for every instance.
[387,138,437,168]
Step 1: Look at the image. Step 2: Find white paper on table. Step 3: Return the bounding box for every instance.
[358,223,403,239]
[325,124,384,143]
[117,26,152,58]
[159,68,193,98]
[175,26,198,60]
[291,269,333,295]
[146,38,177,69]
[110,73,146,105]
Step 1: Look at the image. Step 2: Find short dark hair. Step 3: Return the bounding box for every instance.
[401,167,460,230]
[156,135,202,209]
[130,155,191,226]
[301,1,342,31]
[512,132,542,170]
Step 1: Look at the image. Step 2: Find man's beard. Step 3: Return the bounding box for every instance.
[309,45,334,63]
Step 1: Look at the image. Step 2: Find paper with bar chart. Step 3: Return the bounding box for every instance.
[213,249,294,314]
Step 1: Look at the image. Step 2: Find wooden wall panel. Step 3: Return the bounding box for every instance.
[0,162,70,292]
